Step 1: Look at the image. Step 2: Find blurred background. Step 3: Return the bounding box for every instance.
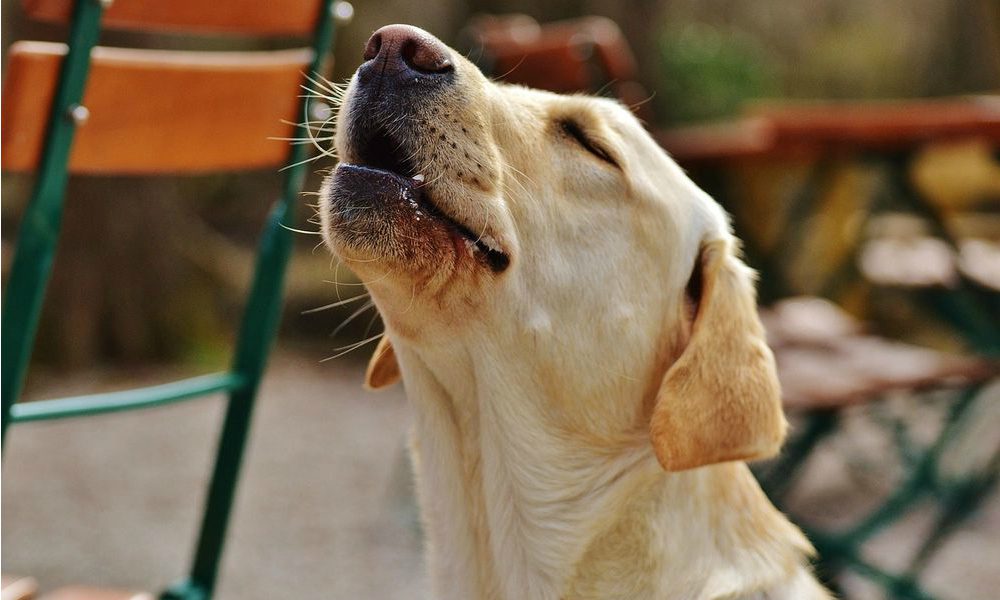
[2,0,998,599]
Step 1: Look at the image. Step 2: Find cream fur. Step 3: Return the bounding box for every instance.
[319,25,831,600]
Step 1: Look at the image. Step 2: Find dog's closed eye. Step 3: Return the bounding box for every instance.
[559,119,619,168]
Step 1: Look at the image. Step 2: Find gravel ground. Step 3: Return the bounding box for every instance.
[3,349,429,599]
[3,349,998,599]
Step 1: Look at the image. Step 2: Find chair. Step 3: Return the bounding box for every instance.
[1,1,350,598]
[462,14,653,121]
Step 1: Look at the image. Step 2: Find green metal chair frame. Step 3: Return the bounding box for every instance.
[740,150,1000,599]
[1,1,340,598]
[756,383,998,600]
[659,103,999,598]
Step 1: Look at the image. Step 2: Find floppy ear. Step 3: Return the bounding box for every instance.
[650,238,786,471]
[365,336,401,390]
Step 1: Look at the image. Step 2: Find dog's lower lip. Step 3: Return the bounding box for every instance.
[335,163,510,272]
[345,121,509,271]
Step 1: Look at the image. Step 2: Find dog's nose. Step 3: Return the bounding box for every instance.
[362,24,453,77]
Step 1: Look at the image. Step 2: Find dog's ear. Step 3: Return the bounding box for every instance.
[365,337,401,390]
[650,238,785,471]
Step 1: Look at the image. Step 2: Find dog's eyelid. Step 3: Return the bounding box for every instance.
[558,119,620,168]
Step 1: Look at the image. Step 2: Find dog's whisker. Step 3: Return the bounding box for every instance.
[323,278,376,287]
[398,281,418,315]
[279,152,326,171]
[331,299,376,338]
[280,224,323,235]
[338,254,385,264]
[300,72,349,102]
[302,293,370,314]
[324,266,393,288]
[499,172,530,200]
[362,307,383,338]
[280,119,338,135]
[278,137,336,145]
[309,72,349,95]
[490,54,528,82]
[505,162,537,188]
[299,92,343,102]
[422,171,450,188]
[296,99,339,159]
[319,332,384,362]
[299,81,347,100]
[281,121,335,132]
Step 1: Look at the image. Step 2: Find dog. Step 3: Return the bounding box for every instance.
[318,24,831,600]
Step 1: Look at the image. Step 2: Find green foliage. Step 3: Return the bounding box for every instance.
[655,23,778,124]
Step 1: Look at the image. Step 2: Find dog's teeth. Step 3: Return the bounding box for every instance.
[480,235,501,252]
[413,174,425,182]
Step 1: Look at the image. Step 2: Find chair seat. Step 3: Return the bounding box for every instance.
[761,297,997,410]
[39,587,151,600]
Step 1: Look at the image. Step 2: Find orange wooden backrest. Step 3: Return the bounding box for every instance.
[2,42,319,174]
[470,15,638,91]
[23,0,325,36]
[466,15,650,118]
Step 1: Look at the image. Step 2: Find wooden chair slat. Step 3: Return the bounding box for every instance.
[22,0,323,36]
[2,42,318,174]
[469,15,642,98]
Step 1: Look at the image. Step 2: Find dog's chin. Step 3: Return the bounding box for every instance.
[323,163,510,276]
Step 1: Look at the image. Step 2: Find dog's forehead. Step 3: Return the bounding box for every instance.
[484,83,630,123]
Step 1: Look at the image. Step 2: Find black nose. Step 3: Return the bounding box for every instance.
[361,24,453,78]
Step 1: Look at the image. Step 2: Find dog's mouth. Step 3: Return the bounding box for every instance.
[337,125,510,273]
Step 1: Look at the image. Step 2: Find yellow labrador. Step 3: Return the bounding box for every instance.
[319,24,830,600]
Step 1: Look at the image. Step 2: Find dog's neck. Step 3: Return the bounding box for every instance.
[390,327,814,600]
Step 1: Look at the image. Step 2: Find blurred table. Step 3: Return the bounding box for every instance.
[660,98,1000,599]
[660,97,1000,353]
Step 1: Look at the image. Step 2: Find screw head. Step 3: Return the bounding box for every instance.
[332,1,354,24]
[67,104,90,126]
[97,0,114,8]
[310,101,333,122]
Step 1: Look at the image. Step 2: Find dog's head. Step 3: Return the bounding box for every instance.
[319,25,785,471]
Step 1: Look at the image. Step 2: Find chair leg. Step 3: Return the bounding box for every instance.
[1,0,105,446]
[2,204,64,444]
[795,384,992,598]
[908,466,1000,577]
[162,201,294,600]
[160,6,339,596]
[756,409,839,504]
